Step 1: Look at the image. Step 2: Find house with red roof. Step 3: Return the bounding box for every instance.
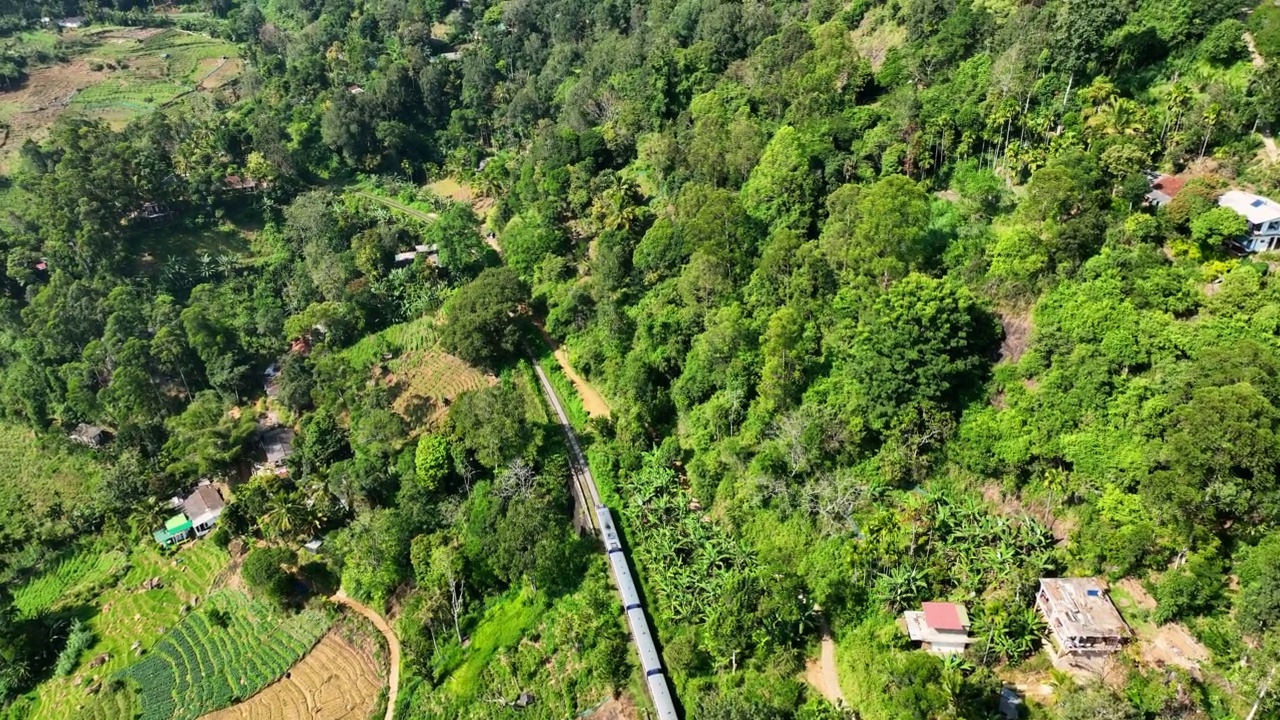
[903,601,974,655]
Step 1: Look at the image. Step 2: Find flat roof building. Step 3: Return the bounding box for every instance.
[1219,190,1280,253]
[1036,578,1130,658]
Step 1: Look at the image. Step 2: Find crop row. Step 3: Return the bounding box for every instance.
[118,590,332,720]
[12,548,127,617]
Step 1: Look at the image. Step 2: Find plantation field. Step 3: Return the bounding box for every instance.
[388,349,496,427]
[117,590,333,720]
[0,422,106,545]
[0,27,240,171]
[341,316,496,428]
[22,542,228,720]
[199,631,382,720]
[12,548,128,617]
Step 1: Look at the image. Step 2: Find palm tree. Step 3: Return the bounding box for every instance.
[1161,81,1193,147]
[1085,97,1148,140]
[1200,103,1222,159]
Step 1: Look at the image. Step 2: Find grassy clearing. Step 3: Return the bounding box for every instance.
[0,422,106,544]
[22,541,228,720]
[443,589,543,699]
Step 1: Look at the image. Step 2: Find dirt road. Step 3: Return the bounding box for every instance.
[804,633,846,707]
[535,326,611,419]
[332,590,400,720]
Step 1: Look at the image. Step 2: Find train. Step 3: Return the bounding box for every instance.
[595,504,679,720]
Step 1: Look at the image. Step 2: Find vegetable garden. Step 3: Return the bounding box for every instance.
[120,589,333,720]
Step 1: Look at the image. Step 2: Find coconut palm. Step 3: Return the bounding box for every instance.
[1085,97,1149,140]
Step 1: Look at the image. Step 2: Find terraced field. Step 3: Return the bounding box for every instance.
[22,542,228,720]
[388,349,496,427]
[199,632,382,720]
[119,590,333,720]
[12,548,128,617]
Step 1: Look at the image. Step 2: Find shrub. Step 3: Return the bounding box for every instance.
[53,619,94,677]
[242,547,298,608]
[1199,19,1247,65]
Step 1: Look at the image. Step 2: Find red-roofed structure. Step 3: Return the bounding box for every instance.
[922,602,967,631]
[903,601,974,654]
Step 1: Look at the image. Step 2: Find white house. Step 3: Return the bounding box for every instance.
[1218,190,1280,253]
[903,601,974,654]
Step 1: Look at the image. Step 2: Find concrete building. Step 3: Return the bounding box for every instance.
[903,601,974,655]
[1218,190,1280,253]
[1036,578,1130,658]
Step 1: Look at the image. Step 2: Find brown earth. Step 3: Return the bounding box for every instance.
[198,631,381,720]
[0,59,111,170]
[586,695,642,719]
[803,633,846,707]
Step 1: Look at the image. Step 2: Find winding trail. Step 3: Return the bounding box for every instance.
[1244,31,1279,162]
[332,590,400,720]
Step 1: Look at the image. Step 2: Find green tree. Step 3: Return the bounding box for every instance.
[740,125,819,232]
[843,274,999,435]
[414,434,450,491]
[439,267,528,368]
[162,391,257,481]
[242,546,299,608]
[1190,206,1248,249]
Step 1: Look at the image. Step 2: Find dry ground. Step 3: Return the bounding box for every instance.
[0,59,110,169]
[384,349,496,427]
[199,631,382,720]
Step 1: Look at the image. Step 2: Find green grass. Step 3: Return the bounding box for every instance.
[0,423,106,545]
[69,77,191,112]
[12,548,129,617]
[443,589,543,699]
[118,589,333,720]
[23,542,229,720]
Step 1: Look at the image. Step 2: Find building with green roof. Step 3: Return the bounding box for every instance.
[153,513,193,547]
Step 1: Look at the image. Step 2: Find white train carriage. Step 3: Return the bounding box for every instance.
[609,552,643,609]
[596,504,623,552]
[626,606,664,674]
[646,672,680,720]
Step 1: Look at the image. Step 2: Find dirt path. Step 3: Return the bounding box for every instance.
[354,190,439,223]
[332,590,400,720]
[535,327,611,418]
[1245,31,1279,162]
[803,633,846,707]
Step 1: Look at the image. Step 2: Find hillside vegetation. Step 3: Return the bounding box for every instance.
[0,0,1280,717]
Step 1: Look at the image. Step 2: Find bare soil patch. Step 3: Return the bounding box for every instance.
[1139,623,1210,675]
[998,307,1033,364]
[199,631,382,720]
[586,695,641,720]
[803,634,846,706]
[94,27,167,42]
[1114,578,1157,611]
[0,59,110,170]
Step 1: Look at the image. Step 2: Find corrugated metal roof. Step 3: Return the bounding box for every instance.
[922,602,968,631]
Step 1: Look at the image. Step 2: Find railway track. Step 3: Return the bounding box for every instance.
[527,355,679,720]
